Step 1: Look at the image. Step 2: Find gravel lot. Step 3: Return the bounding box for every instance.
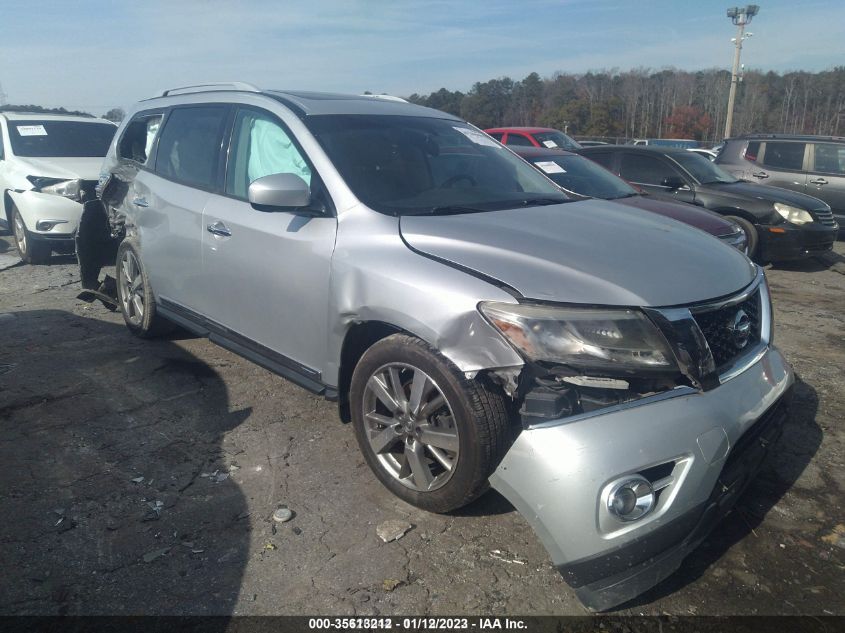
[1,233,843,616]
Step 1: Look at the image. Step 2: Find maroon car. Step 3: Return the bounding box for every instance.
[512,146,747,251]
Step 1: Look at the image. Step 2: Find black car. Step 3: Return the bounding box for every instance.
[579,145,839,262]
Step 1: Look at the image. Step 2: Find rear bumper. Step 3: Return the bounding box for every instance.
[489,346,793,611]
[757,221,838,261]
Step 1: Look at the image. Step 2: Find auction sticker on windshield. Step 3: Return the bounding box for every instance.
[16,125,48,136]
[453,127,501,148]
[542,140,558,148]
[535,161,566,174]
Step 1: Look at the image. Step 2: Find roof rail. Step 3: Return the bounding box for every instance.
[157,82,261,97]
[360,94,408,103]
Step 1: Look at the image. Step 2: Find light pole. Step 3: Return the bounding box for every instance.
[724,5,759,139]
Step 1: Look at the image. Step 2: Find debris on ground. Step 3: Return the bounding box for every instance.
[264,542,277,550]
[490,549,527,565]
[376,520,413,543]
[382,579,404,592]
[820,524,845,549]
[130,476,145,484]
[272,507,293,523]
[142,547,170,563]
[292,526,302,536]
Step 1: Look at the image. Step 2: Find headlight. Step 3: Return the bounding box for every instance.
[478,302,676,371]
[27,176,81,201]
[774,202,813,225]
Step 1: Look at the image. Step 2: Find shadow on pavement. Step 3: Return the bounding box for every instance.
[0,309,251,616]
[618,375,822,610]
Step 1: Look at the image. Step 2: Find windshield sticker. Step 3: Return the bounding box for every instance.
[16,125,48,136]
[453,127,501,148]
[535,161,566,174]
[542,140,558,148]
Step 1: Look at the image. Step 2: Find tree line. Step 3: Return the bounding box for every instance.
[406,67,845,145]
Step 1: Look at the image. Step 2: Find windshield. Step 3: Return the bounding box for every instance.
[8,120,116,158]
[305,115,569,215]
[528,154,637,199]
[532,130,581,151]
[673,151,739,184]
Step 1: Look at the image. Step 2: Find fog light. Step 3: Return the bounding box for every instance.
[35,219,68,231]
[607,477,654,521]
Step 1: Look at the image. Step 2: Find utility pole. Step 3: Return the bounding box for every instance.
[0,82,7,107]
[724,5,759,139]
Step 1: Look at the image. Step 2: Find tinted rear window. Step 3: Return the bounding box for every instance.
[155,106,228,189]
[8,120,115,157]
[763,142,805,171]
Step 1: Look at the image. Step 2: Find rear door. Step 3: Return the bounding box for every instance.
[758,140,808,194]
[200,106,337,378]
[808,142,845,220]
[618,152,695,204]
[139,105,230,311]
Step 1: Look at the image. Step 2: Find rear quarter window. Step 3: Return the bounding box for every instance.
[743,141,760,162]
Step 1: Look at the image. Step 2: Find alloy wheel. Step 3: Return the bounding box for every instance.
[13,210,27,255]
[119,249,145,326]
[362,363,460,492]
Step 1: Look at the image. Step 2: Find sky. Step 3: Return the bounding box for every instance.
[1,0,843,117]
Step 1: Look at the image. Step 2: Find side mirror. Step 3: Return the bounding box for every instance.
[248,173,311,210]
[661,175,687,190]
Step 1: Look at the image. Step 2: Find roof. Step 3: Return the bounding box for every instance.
[484,126,557,133]
[510,146,577,158]
[579,145,692,157]
[264,90,459,119]
[726,133,845,143]
[142,83,460,120]
[0,111,111,124]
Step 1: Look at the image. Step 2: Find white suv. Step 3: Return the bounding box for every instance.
[0,112,116,263]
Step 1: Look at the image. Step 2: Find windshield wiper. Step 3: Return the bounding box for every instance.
[517,197,569,206]
[427,205,491,215]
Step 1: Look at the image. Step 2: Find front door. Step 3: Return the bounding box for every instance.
[200,107,337,378]
[618,153,695,204]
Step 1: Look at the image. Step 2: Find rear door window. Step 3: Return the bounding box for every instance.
[812,143,845,175]
[119,113,163,166]
[762,142,806,171]
[619,154,678,186]
[584,152,615,171]
[155,106,229,190]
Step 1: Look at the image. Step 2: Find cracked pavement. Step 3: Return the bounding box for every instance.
[0,234,843,616]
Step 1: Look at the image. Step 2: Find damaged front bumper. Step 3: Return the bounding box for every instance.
[489,345,793,611]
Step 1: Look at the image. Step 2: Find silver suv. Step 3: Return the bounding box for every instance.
[716,134,845,231]
[83,84,794,611]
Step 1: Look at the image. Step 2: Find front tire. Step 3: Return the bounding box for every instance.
[12,205,51,264]
[116,240,172,338]
[726,215,759,260]
[350,334,511,513]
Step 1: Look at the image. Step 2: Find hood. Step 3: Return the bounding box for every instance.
[707,180,829,211]
[400,199,756,307]
[615,195,736,236]
[13,156,104,181]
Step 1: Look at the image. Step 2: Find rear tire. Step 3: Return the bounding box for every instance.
[12,205,51,264]
[350,334,511,513]
[726,215,759,260]
[116,240,172,338]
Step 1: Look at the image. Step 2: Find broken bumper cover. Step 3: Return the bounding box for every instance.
[9,189,83,239]
[489,345,793,611]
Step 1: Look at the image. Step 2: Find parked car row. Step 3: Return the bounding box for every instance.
[0,86,829,611]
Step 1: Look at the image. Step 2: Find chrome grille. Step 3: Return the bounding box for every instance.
[692,289,762,369]
[812,208,837,227]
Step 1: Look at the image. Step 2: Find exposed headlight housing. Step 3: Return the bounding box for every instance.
[27,176,81,201]
[774,202,813,225]
[478,302,677,372]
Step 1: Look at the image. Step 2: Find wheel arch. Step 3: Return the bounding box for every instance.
[337,320,408,422]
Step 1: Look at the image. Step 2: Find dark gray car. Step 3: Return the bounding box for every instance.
[716,134,845,232]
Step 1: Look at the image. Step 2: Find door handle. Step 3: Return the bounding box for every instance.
[132,196,149,207]
[752,171,768,179]
[809,177,828,185]
[206,221,232,237]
